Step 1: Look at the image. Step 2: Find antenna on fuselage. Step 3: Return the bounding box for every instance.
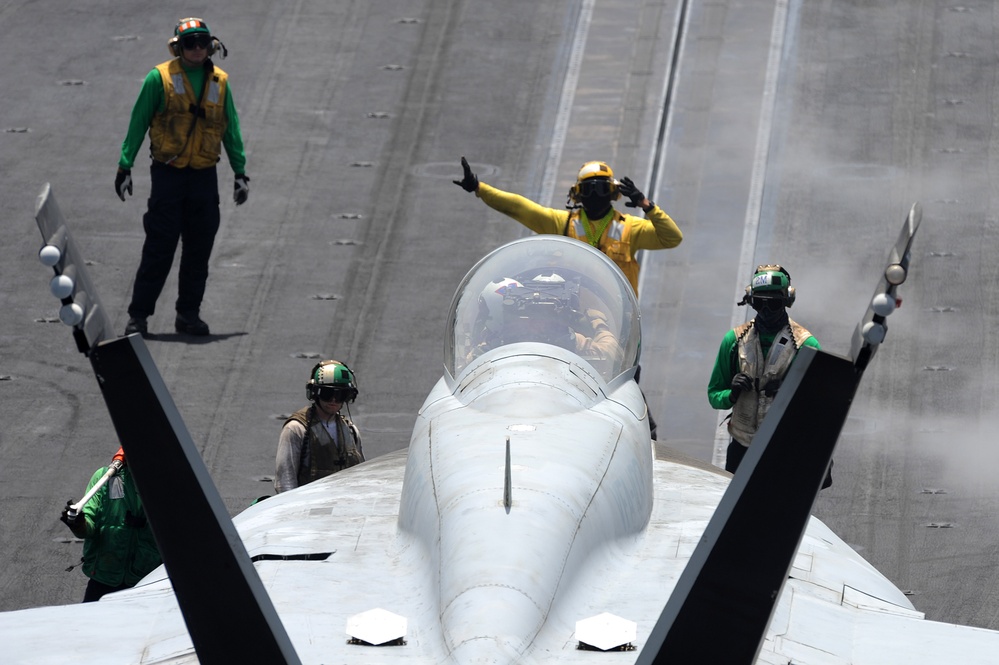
[504,436,513,513]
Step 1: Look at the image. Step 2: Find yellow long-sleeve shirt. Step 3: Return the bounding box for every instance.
[476,182,682,293]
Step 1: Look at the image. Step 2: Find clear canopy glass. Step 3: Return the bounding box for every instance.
[444,236,641,383]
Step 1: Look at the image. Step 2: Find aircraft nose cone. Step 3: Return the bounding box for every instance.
[442,586,544,664]
[447,638,530,665]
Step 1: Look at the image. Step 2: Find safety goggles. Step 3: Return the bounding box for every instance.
[750,294,785,310]
[181,34,211,50]
[316,386,352,402]
[577,178,615,198]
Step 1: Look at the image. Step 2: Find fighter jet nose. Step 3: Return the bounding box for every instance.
[442,587,542,663]
[446,640,529,665]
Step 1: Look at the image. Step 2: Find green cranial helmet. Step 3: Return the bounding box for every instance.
[743,264,795,307]
[305,359,358,402]
[168,17,219,58]
[175,17,211,38]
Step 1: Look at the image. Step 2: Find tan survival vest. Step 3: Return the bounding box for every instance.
[728,320,813,446]
[286,406,364,487]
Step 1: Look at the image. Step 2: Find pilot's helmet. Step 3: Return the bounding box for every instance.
[475,278,523,347]
[501,273,576,350]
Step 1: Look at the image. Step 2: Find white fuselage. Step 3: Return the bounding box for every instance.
[399,343,652,662]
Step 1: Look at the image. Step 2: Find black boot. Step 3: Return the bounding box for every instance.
[124,316,148,337]
[175,311,210,336]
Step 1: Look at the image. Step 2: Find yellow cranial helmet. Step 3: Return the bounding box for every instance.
[569,161,620,203]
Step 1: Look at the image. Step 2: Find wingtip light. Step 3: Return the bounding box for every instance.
[871,293,897,317]
[39,244,61,267]
[862,320,887,345]
[50,274,74,299]
[59,302,84,327]
[885,262,907,286]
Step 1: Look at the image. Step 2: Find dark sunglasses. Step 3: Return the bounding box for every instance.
[316,386,351,402]
[578,179,614,198]
[181,34,211,50]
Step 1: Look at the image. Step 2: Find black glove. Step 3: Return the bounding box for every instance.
[124,510,148,529]
[234,174,250,205]
[761,378,783,397]
[115,168,132,202]
[617,176,647,209]
[729,372,754,402]
[453,156,479,193]
[60,500,86,538]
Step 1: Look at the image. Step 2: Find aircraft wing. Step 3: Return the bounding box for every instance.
[5,444,998,664]
[5,191,999,664]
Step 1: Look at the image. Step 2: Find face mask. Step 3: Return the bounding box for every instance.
[753,297,788,331]
[580,193,612,215]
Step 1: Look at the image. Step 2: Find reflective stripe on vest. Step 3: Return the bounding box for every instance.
[567,210,639,293]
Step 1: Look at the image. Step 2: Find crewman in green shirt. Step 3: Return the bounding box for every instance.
[708,265,827,484]
[60,448,162,602]
[116,17,249,338]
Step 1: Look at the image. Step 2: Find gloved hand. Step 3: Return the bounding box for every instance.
[124,510,148,529]
[453,156,479,193]
[617,177,647,209]
[115,168,133,202]
[585,308,609,331]
[60,500,87,538]
[729,372,754,402]
[234,174,250,205]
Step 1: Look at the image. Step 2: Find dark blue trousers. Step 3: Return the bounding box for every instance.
[726,437,832,488]
[82,577,130,602]
[127,162,220,318]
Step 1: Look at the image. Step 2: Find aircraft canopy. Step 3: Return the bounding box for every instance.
[444,236,641,382]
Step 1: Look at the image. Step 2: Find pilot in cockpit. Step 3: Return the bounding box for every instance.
[469,272,622,365]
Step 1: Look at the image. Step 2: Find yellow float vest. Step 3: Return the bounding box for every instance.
[149,59,229,169]
[567,210,638,293]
